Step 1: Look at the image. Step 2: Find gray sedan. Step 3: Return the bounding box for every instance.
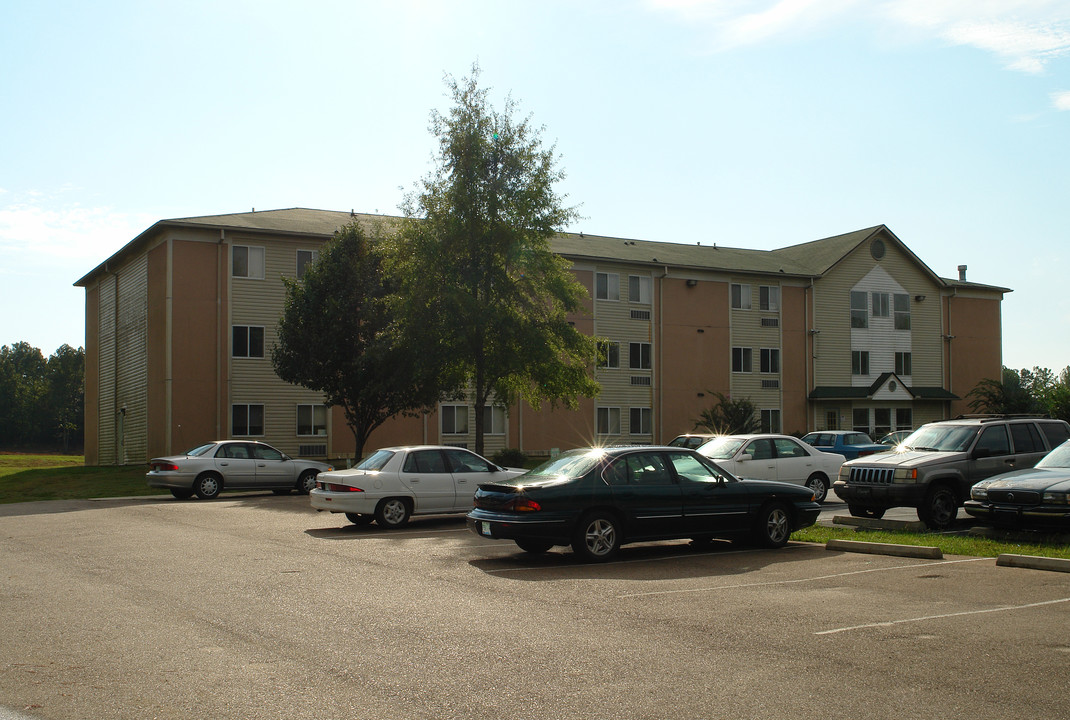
[147,440,333,499]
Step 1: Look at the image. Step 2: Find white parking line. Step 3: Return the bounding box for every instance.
[816,596,1070,635]
[615,556,989,598]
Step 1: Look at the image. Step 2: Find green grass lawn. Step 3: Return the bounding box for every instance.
[0,453,165,503]
[794,524,1070,560]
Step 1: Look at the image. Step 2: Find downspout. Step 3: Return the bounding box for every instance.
[807,277,815,431]
[218,229,226,439]
[658,265,669,443]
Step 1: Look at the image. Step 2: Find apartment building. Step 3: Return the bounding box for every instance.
[75,208,1006,465]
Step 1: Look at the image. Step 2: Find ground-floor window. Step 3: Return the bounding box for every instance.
[874,408,891,437]
[761,409,781,434]
[629,407,652,435]
[441,405,469,435]
[232,404,264,436]
[482,405,506,435]
[297,404,327,436]
[852,408,870,433]
[597,407,621,435]
[896,407,913,430]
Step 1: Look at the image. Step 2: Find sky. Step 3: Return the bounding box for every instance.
[1,0,1068,372]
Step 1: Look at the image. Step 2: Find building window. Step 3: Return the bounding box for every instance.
[850,291,868,328]
[232,245,265,279]
[874,408,891,437]
[629,407,652,435]
[759,286,780,311]
[732,347,752,373]
[629,342,651,370]
[232,326,265,358]
[872,292,890,318]
[598,341,620,369]
[895,352,912,375]
[595,272,619,301]
[896,408,913,431]
[853,408,870,433]
[760,348,780,374]
[894,293,911,330]
[597,407,621,435]
[852,350,870,376]
[297,404,327,436]
[441,405,469,435]
[731,283,751,310]
[628,275,651,304]
[761,409,781,434]
[297,249,318,277]
[232,404,264,436]
[482,405,506,435]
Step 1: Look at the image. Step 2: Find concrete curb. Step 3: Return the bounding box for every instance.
[995,554,1070,573]
[826,538,943,559]
[832,515,928,532]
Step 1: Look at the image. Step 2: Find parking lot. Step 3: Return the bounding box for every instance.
[1,493,1069,720]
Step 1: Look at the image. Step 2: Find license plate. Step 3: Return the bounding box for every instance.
[481,522,492,536]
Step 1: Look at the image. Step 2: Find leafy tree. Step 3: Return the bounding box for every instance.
[0,342,83,451]
[47,344,85,451]
[693,392,761,435]
[389,64,599,455]
[272,221,442,460]
[967,368,1043,415]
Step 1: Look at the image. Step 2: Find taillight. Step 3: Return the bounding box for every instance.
[319,482,363,493]
[506,497,541,512]
[151,462,179,472]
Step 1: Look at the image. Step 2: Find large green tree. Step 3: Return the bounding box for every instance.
[273,221,442,460]
[0,342,84,451]
[389,65,599,455]
[693,392,761,435]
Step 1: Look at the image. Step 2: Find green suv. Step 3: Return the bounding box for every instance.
[832,416,1070,529]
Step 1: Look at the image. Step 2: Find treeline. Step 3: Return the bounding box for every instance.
[0,342,85,453]
[968,366,1070,422]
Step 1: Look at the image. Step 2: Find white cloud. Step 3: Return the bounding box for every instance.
[1052,90,1070,110]
[646,0,1070,72]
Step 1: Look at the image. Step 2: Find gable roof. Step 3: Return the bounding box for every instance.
[75,208,1010,294]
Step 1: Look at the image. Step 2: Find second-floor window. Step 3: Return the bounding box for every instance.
[598,341,620,369]
[850,291,868,328]
[760,348,780,374]
[872,292,890,318]
[232,245,265,279]
[895,351,912,375]
[629,342,651,370]
[732,347,752,373]
[894,293,911,330]
[852,350,870,375]
[232,326,265,358]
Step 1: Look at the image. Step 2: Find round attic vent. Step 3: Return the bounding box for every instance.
[871,238,886,260]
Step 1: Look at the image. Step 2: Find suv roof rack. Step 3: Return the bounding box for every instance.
[951,414,1050,422]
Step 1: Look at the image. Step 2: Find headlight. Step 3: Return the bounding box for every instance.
[894,468,918,483]
[971,486,988,501]
[1042,491,1070,505]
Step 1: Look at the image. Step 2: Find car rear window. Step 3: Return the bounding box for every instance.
[1039,421,1070,449]
[1009,422,1045,453]
[356,449,395,471]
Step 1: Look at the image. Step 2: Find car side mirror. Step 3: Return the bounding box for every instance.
[972,447,991,460]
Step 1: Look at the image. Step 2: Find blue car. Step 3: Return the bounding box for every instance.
[801,431,889,460]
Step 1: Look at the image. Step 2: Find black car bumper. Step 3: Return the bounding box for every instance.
[964,501,1070,530]
[466,509,574,545]
[832,481,927,508]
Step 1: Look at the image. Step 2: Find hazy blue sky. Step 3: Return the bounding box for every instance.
[2,0,1068,373]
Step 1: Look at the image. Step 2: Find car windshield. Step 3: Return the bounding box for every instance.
[355,449,395,471]
[186,443,216,457]
[697,437,745,460]
[903,425,978,452]
[1036,441,1070,469]
[526,449,605,480]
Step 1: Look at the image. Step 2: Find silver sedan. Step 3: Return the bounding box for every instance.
[147,440,333,499]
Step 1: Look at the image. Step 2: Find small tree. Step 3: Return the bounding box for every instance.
[966,368,1041,415]
[273,221,441,461]
[391,64,599,455]
[693,392,760,435]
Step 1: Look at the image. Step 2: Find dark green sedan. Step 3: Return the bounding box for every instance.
[466,446,821,562]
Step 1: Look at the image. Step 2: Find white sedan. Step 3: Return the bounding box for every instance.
[309,445,527,528]
[696,433,845,503]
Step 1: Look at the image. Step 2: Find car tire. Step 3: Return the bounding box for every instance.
[805,474,829,503]
[170,488,194,500]
[918,484,957,530]
[345,513,374,525]
[571,512,621,562]
[375,498,411,528]
[752,502,792,548]
[848,505,886,519]
[515,539,554,554]
[193,473,222,500]
[296,470,318,495]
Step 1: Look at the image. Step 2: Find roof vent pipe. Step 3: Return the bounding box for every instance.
[958,265,967,281]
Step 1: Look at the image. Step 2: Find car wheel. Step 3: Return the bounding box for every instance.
[296,470,318,495]
[345,513,374,525]
[193,473,222,500]
[848,505,886,519]
[515,539,554,554]
[752,502,791,548]
[375,498,411,528]
[170,488,194,500]
[918,485,957,530]
[805,474,829,503]
[571,512,621,562]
